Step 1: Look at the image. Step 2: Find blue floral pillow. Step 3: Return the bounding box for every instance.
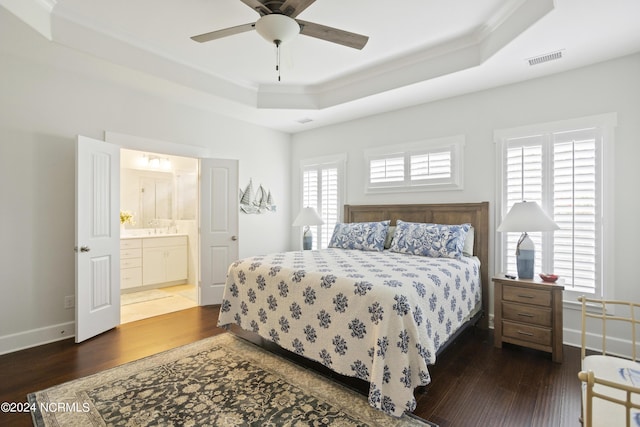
[328,220,390,252]
[389,220,471,258]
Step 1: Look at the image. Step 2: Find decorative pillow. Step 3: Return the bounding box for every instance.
[389,220,471,258]
[463,225,475,257]
[384,226,396,249]
[328,220,390,252]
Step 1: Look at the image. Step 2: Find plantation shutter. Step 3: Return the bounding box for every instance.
[504,137,544,275]
[502,128,601,293]
[320,167,339,249]
[552,129,599,293]
[302,169,318,209]
[302,161,341,250]
[370,157,404,183]
[365,137,463,192]
[410,150,452,182]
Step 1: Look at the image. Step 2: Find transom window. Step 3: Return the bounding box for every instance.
[365,136,464,193]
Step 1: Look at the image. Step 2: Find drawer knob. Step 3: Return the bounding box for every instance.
[517,313,534,318]
[517,330,534,337]
[517,294,534,299]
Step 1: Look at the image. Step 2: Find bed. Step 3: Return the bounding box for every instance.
[217,202,489,417]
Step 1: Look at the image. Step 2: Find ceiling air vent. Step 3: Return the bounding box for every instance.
[527,50,563,66]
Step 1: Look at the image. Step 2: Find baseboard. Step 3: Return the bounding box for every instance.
[0,321,75,355]
[563,327,583,350]
[563,327,639,359]
[0,321,632,358]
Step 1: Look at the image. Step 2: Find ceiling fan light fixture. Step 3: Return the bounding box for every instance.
[255,14,300,45]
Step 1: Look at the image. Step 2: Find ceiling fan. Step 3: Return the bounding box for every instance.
[190,0,369,50]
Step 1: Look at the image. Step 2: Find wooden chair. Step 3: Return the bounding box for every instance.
[578,296,640,426]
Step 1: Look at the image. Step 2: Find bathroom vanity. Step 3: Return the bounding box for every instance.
[120,234,188,290]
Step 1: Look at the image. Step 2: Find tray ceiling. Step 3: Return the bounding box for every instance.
[2,0,640,132]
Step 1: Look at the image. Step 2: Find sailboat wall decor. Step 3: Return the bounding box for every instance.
[239,179,276,214]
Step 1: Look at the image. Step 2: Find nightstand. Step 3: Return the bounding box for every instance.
[493,275,564,363]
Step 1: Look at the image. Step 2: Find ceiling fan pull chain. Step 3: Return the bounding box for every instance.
[275,39,282,81]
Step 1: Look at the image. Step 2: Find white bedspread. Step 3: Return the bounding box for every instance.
[218,248,481,417]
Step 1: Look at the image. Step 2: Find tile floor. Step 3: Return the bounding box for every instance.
[121,284,198,324]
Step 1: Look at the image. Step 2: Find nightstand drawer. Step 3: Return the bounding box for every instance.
[502,302,552,327]
[502,321,552,346]
[503,285,551,306]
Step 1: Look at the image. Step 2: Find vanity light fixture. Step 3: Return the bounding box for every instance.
[139,154,172,171]
[160,158,172,171]
[138,154,150,168]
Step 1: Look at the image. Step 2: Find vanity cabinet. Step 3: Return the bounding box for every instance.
[120,238,142,289]
[142,236,188,286]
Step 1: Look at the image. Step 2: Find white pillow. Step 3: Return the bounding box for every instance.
[384,226,396,249]
[463,226,475,257]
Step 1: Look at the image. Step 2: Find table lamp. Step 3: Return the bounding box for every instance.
[497,201,559,279]
[292,207,324,250]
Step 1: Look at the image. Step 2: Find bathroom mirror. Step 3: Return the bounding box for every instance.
[140,175,173,227]
[176,172,197,220]
[121,169,173,229]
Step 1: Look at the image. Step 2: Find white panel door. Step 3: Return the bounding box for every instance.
[200,159,238,305]
[75,135,120,343]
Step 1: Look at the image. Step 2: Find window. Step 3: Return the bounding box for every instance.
[495,114,616,298]
[365,136,464,193]
[300,155,345,249]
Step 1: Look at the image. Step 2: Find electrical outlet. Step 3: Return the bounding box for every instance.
[64,295,75,309]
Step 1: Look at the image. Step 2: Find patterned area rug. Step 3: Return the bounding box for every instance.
[28,333,436,426]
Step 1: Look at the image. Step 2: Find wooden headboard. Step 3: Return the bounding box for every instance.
[344,202,490,329]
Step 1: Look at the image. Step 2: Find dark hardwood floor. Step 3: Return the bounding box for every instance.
[0,306,582,427]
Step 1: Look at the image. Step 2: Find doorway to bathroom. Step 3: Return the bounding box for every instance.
[75,133,238,342]
[119,148,199,323]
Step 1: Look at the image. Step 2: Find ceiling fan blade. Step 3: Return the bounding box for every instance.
[297,20,369,50]
[279,0,316,17]
[191,23,256,43]
[239,0,273,16]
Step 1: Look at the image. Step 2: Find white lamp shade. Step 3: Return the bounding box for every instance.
[497,201,559,232]
[292,207,324,227]
[255,14,300,44]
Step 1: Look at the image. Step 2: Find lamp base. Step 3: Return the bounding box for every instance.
[515,232,535,279]
[516,249,535,279]
[302,228,313,250]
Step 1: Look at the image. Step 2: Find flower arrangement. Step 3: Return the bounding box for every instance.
[120,210,135,225]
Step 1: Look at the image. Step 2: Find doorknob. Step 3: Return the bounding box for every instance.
[231,236,238,241]
[74,246,91,253]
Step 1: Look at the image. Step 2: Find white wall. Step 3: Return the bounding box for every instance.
[1,4,638,355]
[291,53,640,350]
[0,11,291,353]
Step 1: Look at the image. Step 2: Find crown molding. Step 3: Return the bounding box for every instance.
[257,0,554,110]
[2,0,554,112]
[0,0,57,39]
